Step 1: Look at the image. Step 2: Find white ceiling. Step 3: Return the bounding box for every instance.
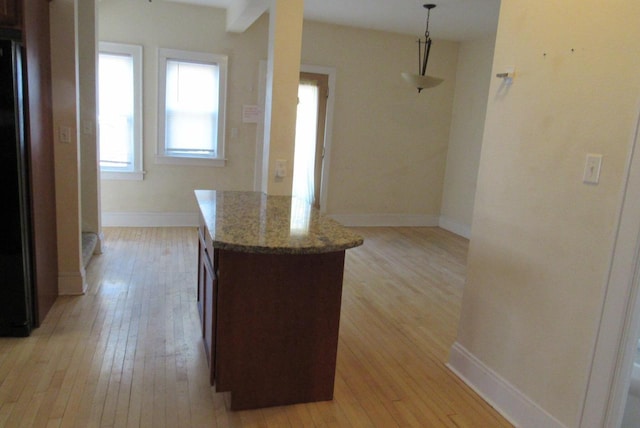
[164,0,501,41]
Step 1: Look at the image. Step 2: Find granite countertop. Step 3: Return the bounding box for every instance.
[194,190,364,255]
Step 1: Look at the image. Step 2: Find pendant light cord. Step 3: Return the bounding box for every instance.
[421,7,433,76]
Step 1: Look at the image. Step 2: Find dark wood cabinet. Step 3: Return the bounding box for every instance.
[213,250,345,410]
[0,1,56,334]
[194,191,362,411]
[197,231,206,329]
[196,222,346,410]
[22,1,59,326]
[197,215,217,385]
[0,0,20,28]
[203,251,216,385]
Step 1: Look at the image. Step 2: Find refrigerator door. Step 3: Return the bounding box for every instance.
[0,39,33,337]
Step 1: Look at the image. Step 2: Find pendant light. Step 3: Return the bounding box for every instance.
[401,4,443,93]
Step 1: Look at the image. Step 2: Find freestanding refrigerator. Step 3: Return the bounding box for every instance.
[0,37,34,337]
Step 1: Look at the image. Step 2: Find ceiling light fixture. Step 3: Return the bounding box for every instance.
[401,4,444,93]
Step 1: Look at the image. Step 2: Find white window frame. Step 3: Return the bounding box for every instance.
[157,48,227,167]
[98,42,144,181]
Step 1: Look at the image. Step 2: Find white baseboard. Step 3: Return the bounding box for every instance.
[447,342,566,428]
[102,211,440,228]
[58,269,86,295]
[438,216,471,239]
[328,213,439,227]
[102,212,199,227]
[94,231,105,255]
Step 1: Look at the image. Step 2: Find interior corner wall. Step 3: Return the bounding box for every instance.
[262,0,304,196]
[439,34,496,239]
[50,0,85,295]
[451,0,640,426]
[78,0,101,236]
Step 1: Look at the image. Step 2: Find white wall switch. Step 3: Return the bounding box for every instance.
[59,126,72,143]
[275,159,287,178]
[82,120,94,135]
[583,153,603,184]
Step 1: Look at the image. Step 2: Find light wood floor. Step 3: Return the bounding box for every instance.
[0,227,512,427]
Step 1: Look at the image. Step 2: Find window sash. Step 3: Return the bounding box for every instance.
[98,42,143,178]
[158,49,227,165]
[165,111,218,156]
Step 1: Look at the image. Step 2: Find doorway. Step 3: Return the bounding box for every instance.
[292,72,328,208]
[254,63,336,212]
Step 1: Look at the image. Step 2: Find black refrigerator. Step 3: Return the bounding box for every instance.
[0,38,34,337]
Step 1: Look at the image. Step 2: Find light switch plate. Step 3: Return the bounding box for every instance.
[583,153,603,184]
[275,159,287,178]
[59,126,72,143]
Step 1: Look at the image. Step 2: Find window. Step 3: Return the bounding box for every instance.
[157,48,227,166]
[98,42,143,180]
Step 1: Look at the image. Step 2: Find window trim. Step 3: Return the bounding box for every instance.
[157,48,228,167]
[98,42,144,181]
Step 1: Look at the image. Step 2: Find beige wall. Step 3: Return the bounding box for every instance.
[50,0,85,294]
[98,1,265,214]
[300,21,458,218]
[78,0,101,236]
[454,0,640,425]
[439,34,496,238]
[98,1,459,221]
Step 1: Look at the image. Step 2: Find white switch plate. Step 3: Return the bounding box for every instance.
[275,159,287,178]
[82,120,94,135]
[59,126,72,143]
[583,153,603,184]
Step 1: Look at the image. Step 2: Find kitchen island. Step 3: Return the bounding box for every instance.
[195,190,363,410]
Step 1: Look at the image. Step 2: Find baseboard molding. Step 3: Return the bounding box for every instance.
[58,269,87,295]
[328,213,439,227]
[102,212,199,227]
[447,342,566,428]
[438,216,471,239]
[95,231,105,255]
[102,211,440,228]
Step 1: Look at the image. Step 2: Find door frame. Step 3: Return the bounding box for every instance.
[580,104,640,427]
[255,61,336,213]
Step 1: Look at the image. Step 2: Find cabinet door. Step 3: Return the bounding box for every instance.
[203,251,217,385]
[197,237,206,334]
[0,0,19,27]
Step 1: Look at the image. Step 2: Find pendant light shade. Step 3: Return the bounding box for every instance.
[402,4,443,93]
[401,73,444,91]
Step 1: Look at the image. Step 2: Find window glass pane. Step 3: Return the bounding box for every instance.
[293,82,319,205]
[99,53,134,170]
[165,60,219,156]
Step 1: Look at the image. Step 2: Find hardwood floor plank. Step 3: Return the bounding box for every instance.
[0,226,512,427]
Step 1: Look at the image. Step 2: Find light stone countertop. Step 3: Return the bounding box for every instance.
[195,190,364,254]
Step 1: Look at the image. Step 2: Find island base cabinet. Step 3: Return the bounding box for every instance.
[197,227,217,385]
[213,250,346,410]
[196,238,205,333]
[202,252,217,385]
